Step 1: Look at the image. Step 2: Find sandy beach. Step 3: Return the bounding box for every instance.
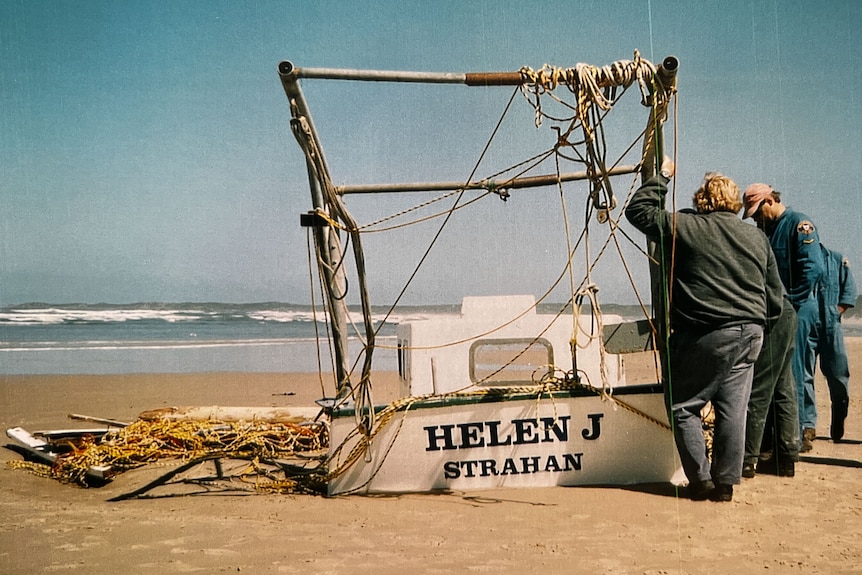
[1,341,861,574]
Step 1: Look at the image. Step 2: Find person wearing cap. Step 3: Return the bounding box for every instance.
[739,187,799,479]
[742,184,831,451]
[626,159,783,502]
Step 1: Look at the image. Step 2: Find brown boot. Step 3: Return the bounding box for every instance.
[801,428,816,453]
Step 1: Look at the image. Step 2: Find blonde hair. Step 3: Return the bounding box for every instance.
[692,172,742,214]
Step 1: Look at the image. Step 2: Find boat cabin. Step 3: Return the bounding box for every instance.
[396,295,631,397]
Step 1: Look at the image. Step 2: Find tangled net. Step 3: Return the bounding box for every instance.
[9,418,329,493]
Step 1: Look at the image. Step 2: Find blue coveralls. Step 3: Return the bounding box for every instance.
[762,208,827,437]
[796,246,856,436]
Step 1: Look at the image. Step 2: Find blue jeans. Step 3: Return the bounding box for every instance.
[668,323,764,486]
[794,296,851,433]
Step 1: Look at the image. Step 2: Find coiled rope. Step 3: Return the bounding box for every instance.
[519,50,659,130]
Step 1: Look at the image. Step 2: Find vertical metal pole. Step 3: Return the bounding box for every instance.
[641,56,678,380]
[280,63,352,396]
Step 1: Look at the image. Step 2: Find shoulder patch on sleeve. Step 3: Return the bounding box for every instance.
[797,220,815,235]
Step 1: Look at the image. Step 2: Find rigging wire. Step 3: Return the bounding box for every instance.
[646,1,686,558]
[365,86,523,335]
[295,55,679,492]
[307,228,333,398]
[349,57,672,382]
[356,149,557,233]
[346,71,659,368]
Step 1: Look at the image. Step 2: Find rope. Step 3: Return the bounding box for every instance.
[9,419,329,489]
[519,50,659,130]
[293,102,378,427]
[290,53,678,490]
[307,228,335,398]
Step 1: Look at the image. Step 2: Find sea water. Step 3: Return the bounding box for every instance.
[2,302,858,376]
[0,303,422,375]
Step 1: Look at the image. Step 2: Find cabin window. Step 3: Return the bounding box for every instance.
[469,338,554,385]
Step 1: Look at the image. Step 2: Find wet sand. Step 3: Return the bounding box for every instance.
[1,341,860,574]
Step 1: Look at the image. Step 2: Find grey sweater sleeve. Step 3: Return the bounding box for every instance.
[624,175,671,238]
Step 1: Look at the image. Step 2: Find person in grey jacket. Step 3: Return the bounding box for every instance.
[625,159,784,502]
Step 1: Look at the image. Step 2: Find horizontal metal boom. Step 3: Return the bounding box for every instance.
[279,56,679,88]
[335,165,639,195]
[279,61,537,86]
[280,61,465,84]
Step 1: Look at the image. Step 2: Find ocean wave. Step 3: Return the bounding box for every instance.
[0,335,398,352]
[0,303,448,327]
[0,308,205,325]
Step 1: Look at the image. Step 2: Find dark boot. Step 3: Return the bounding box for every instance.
[756,453,778,475]
[831,403,847,441]
[689,479,715,501]
[777,460,795,477]
[709,483,733,502]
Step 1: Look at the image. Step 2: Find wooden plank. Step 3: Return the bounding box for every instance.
[138,405,323,423]
[68,413,129,427]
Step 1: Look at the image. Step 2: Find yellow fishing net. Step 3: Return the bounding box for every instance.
[8,418,329,492]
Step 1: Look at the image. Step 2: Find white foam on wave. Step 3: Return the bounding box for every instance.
[0,308,203,325]
[246,309,432,326]
[0,335,398,352]
[0,304,461,327]
[246,310,319,323]
[1,339,294,351]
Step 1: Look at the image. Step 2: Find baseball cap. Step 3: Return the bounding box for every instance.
[743,183,773,219]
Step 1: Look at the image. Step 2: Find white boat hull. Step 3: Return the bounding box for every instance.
[327,385,678,495]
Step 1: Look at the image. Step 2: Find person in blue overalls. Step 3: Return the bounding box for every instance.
[743,183,850,451]
[815,245,857,440]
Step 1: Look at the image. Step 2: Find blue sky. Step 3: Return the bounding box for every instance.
[2,0,860,306]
